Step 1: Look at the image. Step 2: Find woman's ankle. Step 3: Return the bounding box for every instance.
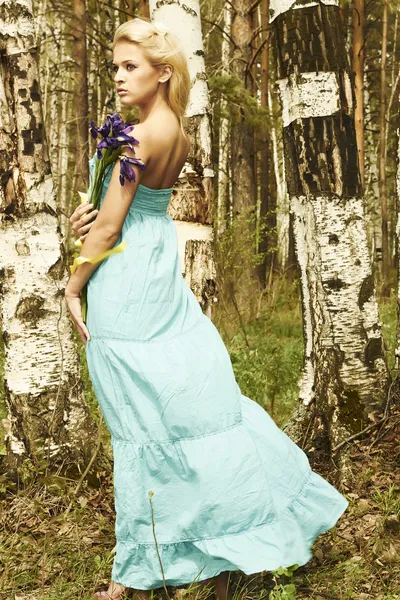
[214,572,232,600]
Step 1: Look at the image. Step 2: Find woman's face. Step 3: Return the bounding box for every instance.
[112,41,166,106]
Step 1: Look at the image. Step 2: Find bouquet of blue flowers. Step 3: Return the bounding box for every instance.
[70,113,146,323]
[88,112,147,208]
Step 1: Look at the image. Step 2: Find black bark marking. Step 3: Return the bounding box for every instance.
[340,389,368,429]
[48,256,64,280]
[22,141,34,155]
[365,337,385,369]
[323,277,348,291]
[15,295,47,325]
[283,114,360,197]
[275,4,347,77]
[30,78,40,102]
[358,274,374,308]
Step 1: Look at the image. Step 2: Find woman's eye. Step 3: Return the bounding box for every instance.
[112,64,135,72]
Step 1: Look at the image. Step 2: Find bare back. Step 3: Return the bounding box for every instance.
[130,117,190,190]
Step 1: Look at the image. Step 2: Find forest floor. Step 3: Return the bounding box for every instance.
[0,280,399,599]
[0,403,398,600]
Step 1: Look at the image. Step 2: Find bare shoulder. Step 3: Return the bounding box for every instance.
[124,120,189,156]
[128,123,152,149]
[120,123,152,161]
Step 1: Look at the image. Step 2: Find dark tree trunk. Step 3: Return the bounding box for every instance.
[73,0,89,196]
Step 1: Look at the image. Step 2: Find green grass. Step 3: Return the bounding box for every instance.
[221,276,303,428]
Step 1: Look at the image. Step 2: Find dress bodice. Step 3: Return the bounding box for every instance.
[88,152,173,217]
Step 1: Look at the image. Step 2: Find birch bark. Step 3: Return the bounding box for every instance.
[271,0,390,471]
[149,0,216,317]
[216,1,231,238]
[0,0,105,475]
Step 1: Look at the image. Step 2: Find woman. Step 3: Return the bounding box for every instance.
[65,16,349,600]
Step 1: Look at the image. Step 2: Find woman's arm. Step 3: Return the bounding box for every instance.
[65,127,151,297]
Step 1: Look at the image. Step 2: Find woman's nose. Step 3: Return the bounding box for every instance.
[114,69,125,83]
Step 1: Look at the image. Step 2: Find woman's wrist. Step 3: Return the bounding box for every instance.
[65,282,81,298]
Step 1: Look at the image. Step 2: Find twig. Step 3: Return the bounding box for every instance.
[148,491,171,599]
[63,411,104,517]
[331,416,388,455]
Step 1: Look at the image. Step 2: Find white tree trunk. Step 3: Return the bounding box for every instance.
[363,68,380,261]
[0,0,101,472]
[216,1,232,237]
[269,86,289,270]
[149,0,216,317]
[271,0,390,467]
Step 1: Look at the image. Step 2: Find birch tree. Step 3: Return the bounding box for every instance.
[149,0,216,318]
[270,0,391,474]
[216,1,232,238]
[0,0,104,475]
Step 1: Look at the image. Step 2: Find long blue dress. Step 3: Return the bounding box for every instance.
[85,154,349,590]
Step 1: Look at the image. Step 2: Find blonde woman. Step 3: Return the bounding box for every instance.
[65,16,349,600]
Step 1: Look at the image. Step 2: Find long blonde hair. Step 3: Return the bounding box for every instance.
[112,17,191,134]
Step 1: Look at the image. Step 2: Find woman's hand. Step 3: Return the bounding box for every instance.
[70,202,99,242]
[65,291,91,346]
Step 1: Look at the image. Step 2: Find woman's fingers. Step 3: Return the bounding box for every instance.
[69,202,93,224]
[65,296,91,346]
[79,220,96,234]
[76,319,91,345]
[70,204,99,235]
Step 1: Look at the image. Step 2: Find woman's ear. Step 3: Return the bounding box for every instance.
[159,64,172,83]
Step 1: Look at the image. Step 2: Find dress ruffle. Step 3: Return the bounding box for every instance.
[101,390,348,590]
[111,455,348,589]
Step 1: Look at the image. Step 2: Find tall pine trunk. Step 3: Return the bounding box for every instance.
[380,0,390,289]
[72,0,89,199]
[257,0,277,290]
[352,0,365,188]
[230,0,260,320]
